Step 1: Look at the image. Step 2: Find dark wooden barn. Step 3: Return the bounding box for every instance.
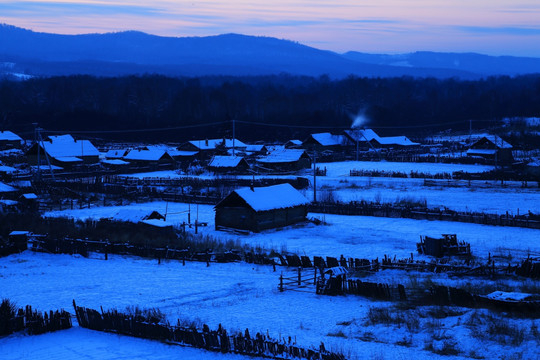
[215,183,310,232]
[466,135,513,166]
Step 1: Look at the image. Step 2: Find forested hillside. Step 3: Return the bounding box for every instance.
[1,74,539,142]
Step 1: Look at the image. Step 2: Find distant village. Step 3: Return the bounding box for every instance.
[1,122,539,234]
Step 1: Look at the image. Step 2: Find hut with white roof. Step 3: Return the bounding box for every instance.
[26,134,100,167]
[215,183,310,232]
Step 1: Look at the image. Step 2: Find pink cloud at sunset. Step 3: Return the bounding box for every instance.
[1,0,540,56]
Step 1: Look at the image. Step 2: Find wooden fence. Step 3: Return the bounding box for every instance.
[73,302,345,360]
[308,201,540,229]
[0,304,72,336]
[27,233,540,280]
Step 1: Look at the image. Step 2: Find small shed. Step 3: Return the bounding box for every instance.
[208,156,250,174]
[284,140,303,149]
[245,144,268,156]
[215,183,310,232]
[0,130,23,149]
[256,149,311,172]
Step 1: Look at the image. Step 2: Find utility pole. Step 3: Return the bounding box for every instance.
[313,150,317,203]
[232,119,236,156]
[33,123,40,181]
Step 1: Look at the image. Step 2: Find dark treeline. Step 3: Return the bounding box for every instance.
[1,74,540,142]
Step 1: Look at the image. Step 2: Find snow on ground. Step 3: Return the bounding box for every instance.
[1,252,538,360]
[44,201,540,260]
[0,326,262,360]
[316,161,495,176]
[118,160,540,214]
[122,161,495,180]
[304,182,540,214]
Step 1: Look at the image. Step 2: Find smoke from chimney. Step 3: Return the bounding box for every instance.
[350,108,370,129]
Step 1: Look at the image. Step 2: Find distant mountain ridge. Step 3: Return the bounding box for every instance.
[1,24,540,79]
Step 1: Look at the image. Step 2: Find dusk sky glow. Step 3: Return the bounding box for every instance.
[2,0,540,56]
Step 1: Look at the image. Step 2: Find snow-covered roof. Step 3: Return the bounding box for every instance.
[188,138,247,150]
[224,183,310,212]
[287,140,302,146]
[344,129,380,142]
[0,130,22,141]
[0,181,17,192]
[124,149,170,161]
[9,231,29,236]
[486,291,534,302]
[102,159,129,165]
[40,134,100,159]
[168,149,198,157]
[245,144,266,152]
[307,133,350,147]
[375,136,420,146]
[0,165,17,173]
[140,219,172,228]
[109,208,165,222]
[104,149,129,159]
[208,156,246,168]
[257,149,309,164]
[21,193,37,199]
[31,164,63,171]
[55,156,83,163]
[472,135,512,149]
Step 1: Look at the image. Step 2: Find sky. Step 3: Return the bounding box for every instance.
[1,0,540,57]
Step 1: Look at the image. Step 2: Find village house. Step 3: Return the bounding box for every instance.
[104,148,130,159]
[466,135,513,165]
[215,183,310,232]
[303,132,351,151]
[344,128,381,146]
[256,149,311,172]
[303,132,352,161]
[25,134,100,167]
[123,149,175,168]
[0,181,18,200]
[207,155,250,174]
[284,140,303,149]
[0,130,23,150]
[179,138,247,160]
[370,135,420,148]
[244,144,268,156]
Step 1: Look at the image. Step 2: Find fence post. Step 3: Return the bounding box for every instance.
[297,267,301,286]
[279,273,284,292]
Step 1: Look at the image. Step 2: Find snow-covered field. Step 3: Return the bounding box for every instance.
[119,160,540,214]
[4,160,540,360]
[44,201,540,259]
[1,252,539,360]
[0,327,261,360]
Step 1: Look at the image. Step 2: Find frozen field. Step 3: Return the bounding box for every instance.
[44,201,540,259]
[1,252,539,360]
[120,160,540,214]
[0,327,261,360]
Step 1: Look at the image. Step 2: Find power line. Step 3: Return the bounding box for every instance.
[22,118,502,137]
[40,121,230,135]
